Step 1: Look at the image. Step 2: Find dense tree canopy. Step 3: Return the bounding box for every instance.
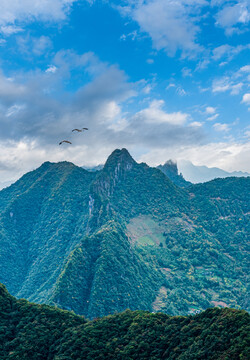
[0,283,249,360]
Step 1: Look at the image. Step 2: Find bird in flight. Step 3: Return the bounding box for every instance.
[59,140,72,145]
[72,128,89,132]
[59,128,88,145]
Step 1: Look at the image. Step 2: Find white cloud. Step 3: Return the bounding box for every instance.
[238,65,250,82]
[244,129,250,138]
[6,104,26,117]
[195,58,210,71]
[239,65,250,73]
[0,0,78,32]
[212,44,250,61]
[139,141,250,173]
[211,63,250,99]
[215,1,250,35]
[207,113,219,121]
[142,84,152,94]
[17,35,53,56]
[205,106,216,114]
[0,25,23,35]
[236,64,250,82]
[230,82,243,95]
[176,87,187,96]
[212,77,244,95]
[45,65,58,74]
[116,1,249,58]
[120,30,138,41]
[119,0,207,57]
[33,36,53,56]
[212,77,230,92]
[166,83,176,90]
[182,67,192,77]
[53,50,108,77]
[135,100,189,125]
[190,121,203,127]
[213,122,230,132]
[146,58,154,64]
[205,107,219,122]
[166,83,187,96]
[0,73,27,97]
[212,44,232,60]
[242,93,250,104]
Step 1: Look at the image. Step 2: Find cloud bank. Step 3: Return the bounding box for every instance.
[0,49,206,186]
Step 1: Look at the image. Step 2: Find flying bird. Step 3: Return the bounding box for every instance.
[72,128,88,132]
[59,140,72,145]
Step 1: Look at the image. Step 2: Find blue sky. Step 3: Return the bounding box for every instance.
[0,0,249,185]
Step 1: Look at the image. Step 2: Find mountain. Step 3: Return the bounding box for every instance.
[0,283,249,360]
[179,159,250,183]
[0,149,249,319]
[0,161,96,303]
[82,164,104,172]
[157,160,191,187]
[0,180,14,191]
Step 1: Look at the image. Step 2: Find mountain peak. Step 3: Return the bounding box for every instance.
[91,149,136,200]
[162,160,178,176]
[157,159,191,188]
[104,148,136,171]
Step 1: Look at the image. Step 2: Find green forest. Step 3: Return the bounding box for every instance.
[0,283,249,360]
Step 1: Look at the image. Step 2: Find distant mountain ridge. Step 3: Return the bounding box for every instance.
[0,148,249,319]
[179,159,250,183]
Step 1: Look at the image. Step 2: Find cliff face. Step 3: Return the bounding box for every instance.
[87,149,137,229]
[92,148,136,196]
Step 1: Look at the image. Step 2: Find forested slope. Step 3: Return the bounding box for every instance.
[0,161,96,302]
[0,283,249,360]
